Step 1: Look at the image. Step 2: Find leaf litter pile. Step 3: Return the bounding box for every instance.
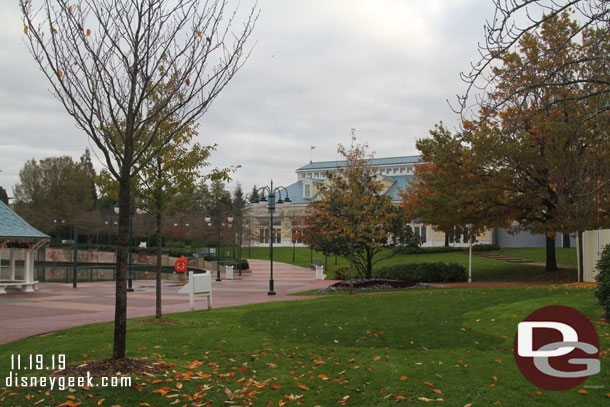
[53,358,161,377]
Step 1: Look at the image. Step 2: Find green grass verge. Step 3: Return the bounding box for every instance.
[489,247,577,266]
[245,247,575,282]
[0,285,607,406]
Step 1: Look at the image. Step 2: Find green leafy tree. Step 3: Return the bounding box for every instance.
[0,187,8,205]
[21,0,257,359]
[80,149,98,206]
[13,156,94,234]
[232,183,248,265]
[249,185,260,203]
[304,132,395,290]
[137,123,214,319]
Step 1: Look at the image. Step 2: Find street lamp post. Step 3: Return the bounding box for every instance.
[205,202,233,282]
[53,218,65,243]
[114,202,135,292]
[254,180,291,295]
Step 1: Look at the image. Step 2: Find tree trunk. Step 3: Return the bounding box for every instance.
[366,247,373,279]
[577,230,584,282]
[155,206,162,319]
[444,230,449,247]
[349,244,354,295]
[545,235,558,272]
[112,177,130,359]
[562,233,570,248]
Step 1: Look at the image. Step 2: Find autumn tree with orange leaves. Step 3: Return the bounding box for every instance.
[413,12,610,278]
[303,134,395,292]
[401,124,511,247]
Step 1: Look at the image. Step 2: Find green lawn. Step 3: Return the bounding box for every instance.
[0,285,607,406]
[489,247,577,266]
[245,247,576,282]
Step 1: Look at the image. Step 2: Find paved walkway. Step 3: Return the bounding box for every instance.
[0,260,333,345]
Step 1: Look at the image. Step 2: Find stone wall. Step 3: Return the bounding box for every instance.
[43,247,169,265]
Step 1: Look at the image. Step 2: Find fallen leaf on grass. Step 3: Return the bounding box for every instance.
[432,389,442,394]
[577,389,588,394]
[417,397,434,402]
[297,383,310,391]
[422,382,435,388]
[337,395,350,404]
[400,376,407,381]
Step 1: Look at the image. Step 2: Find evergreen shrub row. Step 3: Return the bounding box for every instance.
[373,262,467,283]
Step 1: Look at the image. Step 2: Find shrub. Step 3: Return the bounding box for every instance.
[239,259,249,270]
[373,262,467,283]
[331,265,366,280]
[394,246,464,255]
[595,244,610,320]
[472,244,500,252]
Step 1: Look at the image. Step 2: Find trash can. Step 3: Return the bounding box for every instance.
[315,265,325,280]
[226,265,234,280]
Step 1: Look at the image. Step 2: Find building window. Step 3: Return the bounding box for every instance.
[400,167,405,173]
[407,166,413,173]
[259,227,281,243]
[414,226,427,243]
[393,167,398,174]
[304,184,311,199]
[448,227,462,244]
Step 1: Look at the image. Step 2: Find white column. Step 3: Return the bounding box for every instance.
[23,250,36,292]
[9,249,15,281]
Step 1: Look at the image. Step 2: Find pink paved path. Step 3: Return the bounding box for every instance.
[0,260,334,345]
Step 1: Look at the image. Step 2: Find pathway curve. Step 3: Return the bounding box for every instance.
[0,259,333,345]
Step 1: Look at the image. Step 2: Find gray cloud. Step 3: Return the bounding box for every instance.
[0,0,494,197]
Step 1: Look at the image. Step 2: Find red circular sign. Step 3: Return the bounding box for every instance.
[174,257,188,273]
[513,305,600,391]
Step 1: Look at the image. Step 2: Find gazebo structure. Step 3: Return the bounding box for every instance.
[0,200,49,294]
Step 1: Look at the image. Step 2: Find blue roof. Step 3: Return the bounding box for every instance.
[0,201,49,240]
[283,175,413,204]
[283,181,318,205]
[297,156,421,171]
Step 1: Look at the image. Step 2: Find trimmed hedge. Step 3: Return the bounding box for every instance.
[595,244,610,320]
[394,243,500,255]
[373,262,467,283]
[394,246,464,254]
[472,244,500,252]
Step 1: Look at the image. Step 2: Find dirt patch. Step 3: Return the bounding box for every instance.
[53,358,162,377]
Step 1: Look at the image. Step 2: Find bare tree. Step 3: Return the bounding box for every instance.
[20,0,257,359]
[458,0,610,125]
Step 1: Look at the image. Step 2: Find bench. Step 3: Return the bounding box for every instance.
[0,280,39,294]
[178,271,212,311]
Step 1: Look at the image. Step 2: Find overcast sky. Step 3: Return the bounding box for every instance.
[0,0,495,198]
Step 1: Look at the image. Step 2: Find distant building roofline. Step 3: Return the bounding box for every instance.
[296,155,421,171]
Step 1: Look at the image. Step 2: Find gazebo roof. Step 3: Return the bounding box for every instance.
[0,201,49,243]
